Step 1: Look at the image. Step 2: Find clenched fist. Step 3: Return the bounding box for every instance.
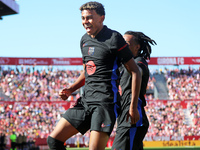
[59,88,71,100]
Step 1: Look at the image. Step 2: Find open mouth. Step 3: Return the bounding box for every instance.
[85,26,92,32]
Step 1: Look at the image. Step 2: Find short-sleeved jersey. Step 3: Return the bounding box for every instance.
[119,56,149,108]
[80,25,133,104]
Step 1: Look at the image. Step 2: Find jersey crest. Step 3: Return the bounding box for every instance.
[88,47,95,56]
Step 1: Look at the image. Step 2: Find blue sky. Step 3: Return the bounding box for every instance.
[1,0,200,59]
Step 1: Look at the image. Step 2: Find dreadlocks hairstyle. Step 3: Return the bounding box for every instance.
[79,1,105,16]
[124,31,156,60]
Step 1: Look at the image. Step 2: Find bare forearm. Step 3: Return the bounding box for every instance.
[124,58,141,124]
[69,70,85,93]
[60,65,85,100]
[130,70,141,109]
[124,58,142,109]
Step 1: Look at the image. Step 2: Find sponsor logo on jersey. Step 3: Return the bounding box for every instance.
[86,61,96,75]
[83,43,88,47]
[101,123,111,128]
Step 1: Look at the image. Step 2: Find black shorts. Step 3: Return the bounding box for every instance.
[112,98,149,150]
[62,98,117,135]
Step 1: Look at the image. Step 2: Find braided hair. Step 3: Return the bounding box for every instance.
[124,31,156,60]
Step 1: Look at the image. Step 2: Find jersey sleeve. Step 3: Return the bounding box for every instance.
[111,32,134,64]
[80,36,86,64]
[135,57,148,74]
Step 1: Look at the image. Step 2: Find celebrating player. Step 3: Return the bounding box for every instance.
[47,2,141,150]
[112,31,156,150]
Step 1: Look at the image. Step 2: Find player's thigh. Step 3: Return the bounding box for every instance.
[111,128,130,150]
[49,117,79,142]
[91,103,116,134]
[89,130,109,150]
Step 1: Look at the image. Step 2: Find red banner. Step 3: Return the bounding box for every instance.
[184,136,200,140]
[145,136,200,141]
[147,57,200,65]
[0,57,82,66]
[0,101,76,110]
[0,57,200,66]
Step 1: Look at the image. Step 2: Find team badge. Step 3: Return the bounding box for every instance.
[88,47,95,55]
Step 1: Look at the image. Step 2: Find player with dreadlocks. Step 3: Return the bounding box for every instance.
[112,31,156,150]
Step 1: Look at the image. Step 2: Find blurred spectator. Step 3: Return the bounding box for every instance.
[22,132,27,150]
[188,101,200,136]
[83,131,90,147]
[10,131,17,150]
[16,133,23,150]
[0,132,6,150]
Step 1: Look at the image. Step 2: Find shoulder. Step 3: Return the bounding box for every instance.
[135,57,148,68]
[80,33,90,48]
[103,26,123,41]
[81,33,89,41]
[135,57,147,64]
[111,29,123,40]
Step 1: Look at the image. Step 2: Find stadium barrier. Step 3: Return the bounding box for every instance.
[33,137,200,148]
[143,140,200,147]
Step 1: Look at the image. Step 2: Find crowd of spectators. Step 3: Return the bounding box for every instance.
[0,65,81,101]
[0,65,200,148]
[188,101,200,131]
[165,67,200,100]
[0,65,155,101]
[1,66,199,102]
[145,76,155,100]
[0,100,199,148]
[144,101,200,140]
[0,102,66,149]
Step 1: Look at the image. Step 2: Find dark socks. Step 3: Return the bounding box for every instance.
[47,136,66,150]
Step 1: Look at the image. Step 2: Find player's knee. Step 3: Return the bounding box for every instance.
[47,136,66,150]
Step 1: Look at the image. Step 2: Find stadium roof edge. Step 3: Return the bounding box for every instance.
[0,0,19,18]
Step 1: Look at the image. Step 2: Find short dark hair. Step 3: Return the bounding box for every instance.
[124,31,157,60]
[80,1,105,16]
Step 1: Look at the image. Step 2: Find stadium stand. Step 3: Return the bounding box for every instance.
[0,66,81,101]
[152,71,169,99]
[166,67,200,100]
[0,65,200,149]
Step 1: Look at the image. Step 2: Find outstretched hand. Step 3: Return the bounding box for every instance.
[126,107,140,125]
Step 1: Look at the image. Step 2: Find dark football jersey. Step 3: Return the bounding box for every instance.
[80,26,133,104]
[119,56,149,108]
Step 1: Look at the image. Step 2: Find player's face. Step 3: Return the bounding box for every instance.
[81,9,104,38]
[123,34,140,57]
